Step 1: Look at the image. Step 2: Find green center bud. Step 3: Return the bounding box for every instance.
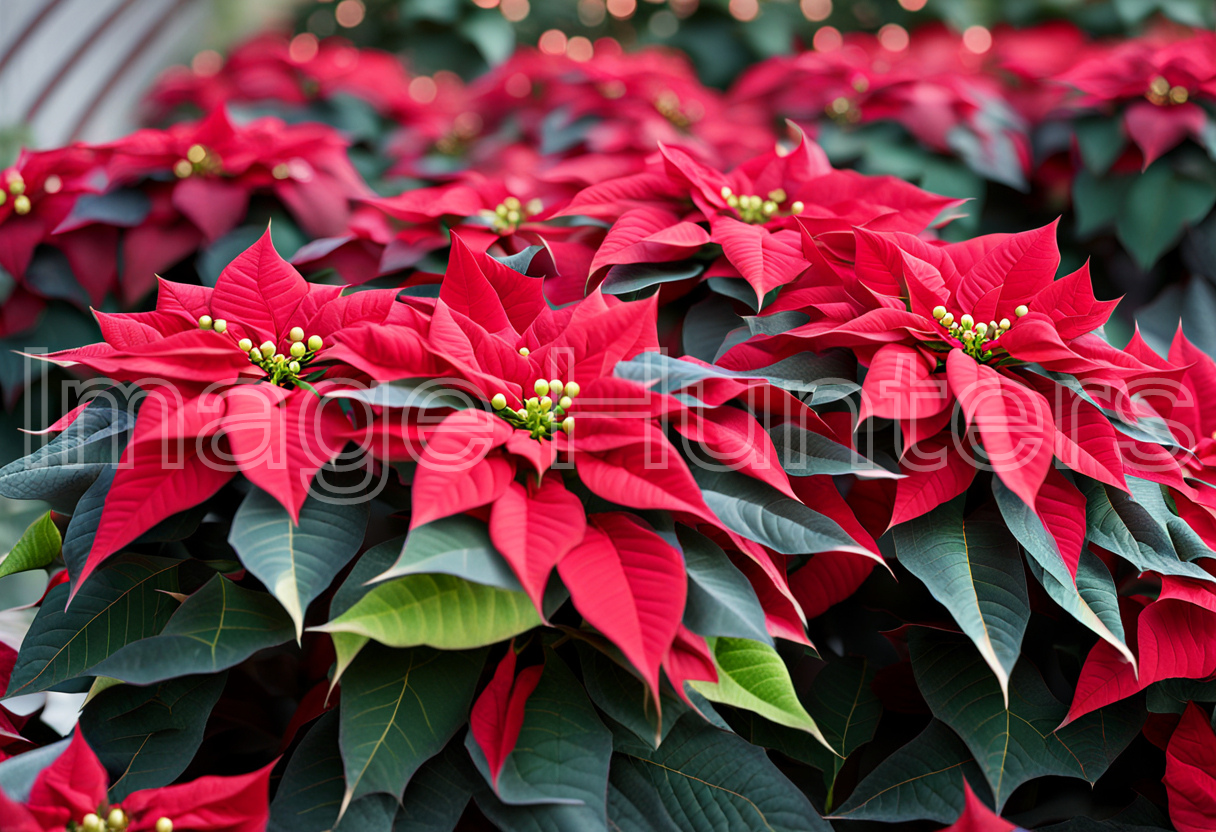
[290,341,307,358]
[259,341,275,358]
[562,416,574,433]
[307,334,324,351]
[289,327,305,342]
[82,814,101,832]
[999,318,1011,330]
[559,395,572,410]
[198,315,213,330]
[959,314,974,329]
[288,361,301,373]
[491,393,507,410]
[108,807,127,828]
[238,338,253,352]
[548,379,564,397]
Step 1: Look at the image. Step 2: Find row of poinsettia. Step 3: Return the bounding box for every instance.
[4,23,1216,832]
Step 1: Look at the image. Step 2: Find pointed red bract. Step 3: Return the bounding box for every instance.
[937,781,1017,832]
[469,646,544,788]
[489,478,587,612]
[1165,702,1216,832]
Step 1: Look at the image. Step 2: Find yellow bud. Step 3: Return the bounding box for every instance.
[238,338,253,352]
[932,306,947,320]
[495,204,509,217]
[565,381,580,397]
[8,178,25,196]
[962,331,975,341]
[288,360,301,373]
[975,322,988,335]
[173,159,193,178]
[999,318,1010,330]
[272,163,291,180]
[534,379,550,397]
[307,335,324,351]
[506,210,521,224]
[212,319,227,333]
[13,194,30,215]
[274,353,285,363]
[789,200,804,214]
[1169,85,1188,104]
[559,396,572,409]
[82,814,101,832]
[108,808,127,828]
[762,200,777,215]
[1015,305,1029,318]
[1149,76,1170,97]
[249,348,261,361]
[767,188,787,204]
[290,341,307,358]
[0,191,6,206]
[503,196,521,210]
[960,314,974,329]
[562,416,574,433]
[186,144,207,164]
[720,186,732,199]
[516,408,528,418]
[491,393,507,410]
[198,315,213,330]
[156,818,174,832]
[539,396,553,411]
[548,379,563,397]
[726,194,739,208]
[260,341,276,358]
[941,313,954,327]
[518,346,530,356]
[289,327,305,342]
[525,198,543,216]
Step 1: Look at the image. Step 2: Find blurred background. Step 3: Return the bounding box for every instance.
[3,0,1214,156]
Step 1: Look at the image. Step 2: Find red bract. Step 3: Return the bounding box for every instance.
[0,731,271,832]
[565,136,959,302]
[0,146,114,328]
[98,108,371,300]
[35,229,425,591]
[721,220,1167,517]
[936,781,1017,832]
[469,645,543,789]
[1165,702,1216,832]
[1056,30,1216,166]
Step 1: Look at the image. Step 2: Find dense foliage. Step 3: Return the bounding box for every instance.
[3,11,1216,832]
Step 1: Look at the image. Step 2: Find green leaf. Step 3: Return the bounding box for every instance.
[1146,677,1216,714]
[268,710,398,832]
[830,719,990,823]
[396,746,478,832]
[1075,117,1128,176]
[692,467,873,557]
[612,714,830,832]
[325,536,404,684]
[328,378,474,410]
[768,424,899,479]
[1079,477,1215,582]
[910,629,1142,811]
[466,649,611,825]
[314,574,541,651]
[228,481,370,638]
[892,499,1029,702]
[0,404,132,510]
[86,574,295,684]
[1116,161,1216,270]
[578,643,687,749]
[690,637,831,751]
[806,657,881,803]
[0,511,60,579]
[601,261,704,296]
[6,555,183,697]
[1073,169,1132,238]
[378,515,521,591]
[80,672,226,801]
[0,738,70,802]
[992,478,1134,666]
[679,528,771,645]
[607,760,683,832]
[340,643,486,812]
[682,295,742,363]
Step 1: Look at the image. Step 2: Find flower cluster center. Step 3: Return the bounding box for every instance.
[1,170,56,215]
[826,96,862,124]
[932,303,1029,361]
[655,90,702,128]
[491,376,579,440]
[198,317,324,388]
[483,196,543,234]
[1146,76,1189,106]
[174,144,222,178]
[720,186,804,224]
[69,807,173,832]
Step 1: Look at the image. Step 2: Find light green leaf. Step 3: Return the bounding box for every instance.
[690,637,831,751]
[0,511,60,579]
[314,574,541,650]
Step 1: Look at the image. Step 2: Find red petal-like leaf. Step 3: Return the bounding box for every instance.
[124,760,275,832]
[489,478,587,612]
[468,646,544,788]
[209,228,310,345]
[1165,702,1216,832]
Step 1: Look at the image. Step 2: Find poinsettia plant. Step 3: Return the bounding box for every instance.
[8,13,1216,832]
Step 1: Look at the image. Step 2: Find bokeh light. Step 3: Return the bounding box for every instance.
[962,25,992,53]
[501,0,530,22]
[607,0,637,19]
[878,23,909,52]
[578,0,607,26]
[408,76,437,103]
[898,0,927,9]
[288,33,319,63]
[800,0,831,23]
[729,0,759,21]
[191,50,222,76]
[813,26,843,52]
[539,29,568,55]
[334,0,365,27]
[567,36,594,61]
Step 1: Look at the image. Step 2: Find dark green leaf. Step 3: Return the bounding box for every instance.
[893,499,1029,701]
[0,738,70,801]
[1075,118,1128,176]
[379,514,521,590]
[228,481,370,637]
[601,261,704,296]
[679,527,771,645]
[80,672,226,801]
[578,643,686,749]
[341,643,486,811]
[6,555,183,696]
[910,629,1142,811]
[1115,161,1216,269]
[86,574,294,684]
[395,745,478,832]
[768,424,899,479]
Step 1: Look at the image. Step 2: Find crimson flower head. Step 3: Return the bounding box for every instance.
[103,107,371,242]
[721,221,1165,523]
[36,229,425,591]
[567,135,960,302]
[0,730,271,832]
[329,236,876,696]
[1057,29,1216,166]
